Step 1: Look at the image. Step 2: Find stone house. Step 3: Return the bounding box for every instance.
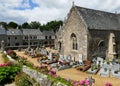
[22,29,55,47]
[22,29,42,47]
[42,31,55,47]
[7,29,23,47]
[55,5,120,61]
[0,27,55,49]
[0,26,7,47]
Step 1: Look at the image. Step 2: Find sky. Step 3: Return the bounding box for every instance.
[0,0,120,24]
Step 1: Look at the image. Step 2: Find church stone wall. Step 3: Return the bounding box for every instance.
[88,29,120,59]
[62,7,88,60]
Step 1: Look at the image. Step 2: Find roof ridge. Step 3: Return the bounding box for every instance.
[75,5,116,15]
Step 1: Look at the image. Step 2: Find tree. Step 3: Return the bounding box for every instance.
[0,22,7,29]
[7,21,18,29]
[22,22,31,29]
[40,20,63,32]
[30,21,41,29]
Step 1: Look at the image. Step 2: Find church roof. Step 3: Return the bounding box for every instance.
[75,6,120,30]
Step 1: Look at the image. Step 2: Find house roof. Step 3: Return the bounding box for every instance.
[0,27,6,35]
[7,29,22,35]
[42,31,55,36]
[75,6,120,30]
[22,29,42,35]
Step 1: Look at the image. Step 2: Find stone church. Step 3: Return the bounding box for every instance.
[55,4,120,61]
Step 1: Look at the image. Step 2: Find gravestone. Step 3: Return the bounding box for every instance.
[36,47,39,52]
[1,40,5,52]
[48,51,52,60]
[78,54,83,65]
[96,57,103,66]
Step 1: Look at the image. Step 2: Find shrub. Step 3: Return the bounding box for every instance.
[18,57,33,68]
[47,75,73,86]
[7,50,18,59]
[0,64,21,84]
[15,72,33,86]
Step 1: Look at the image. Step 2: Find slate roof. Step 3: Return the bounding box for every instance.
[75,6,120,30]
[22,29,42,35]
[42,31,55,36]
[0,27,6,35]
[7,29,22,35]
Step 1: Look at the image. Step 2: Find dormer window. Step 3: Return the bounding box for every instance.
[11,31,15,34]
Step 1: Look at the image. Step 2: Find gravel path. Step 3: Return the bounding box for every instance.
[57,68,120,86]
[15,51,40,66]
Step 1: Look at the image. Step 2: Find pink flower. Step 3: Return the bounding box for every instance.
[50,69,56,75]
[7,62,13,66]
[73,81,79,86]
[3,64,7,66]
[7,50,15,55]
[65,78,71,81]
[48,72,52,75]
[85,79,90,85]
[105,82,112,86]
[80,80,85,85]
[0,64,2,66]
[53,74,58,78]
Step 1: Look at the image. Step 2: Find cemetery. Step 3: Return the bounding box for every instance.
[0,39,120,86]
[18,46,120,85]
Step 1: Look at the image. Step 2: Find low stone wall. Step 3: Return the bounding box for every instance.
[4,52,68,86]
[22,66,67,86]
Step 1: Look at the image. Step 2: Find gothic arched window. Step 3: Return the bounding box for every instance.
[71,33,78,50]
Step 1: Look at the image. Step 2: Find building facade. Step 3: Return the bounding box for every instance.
[55,5,120,61]
[0,26,55,49]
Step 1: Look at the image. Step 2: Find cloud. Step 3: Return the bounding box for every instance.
[0,0,120,24]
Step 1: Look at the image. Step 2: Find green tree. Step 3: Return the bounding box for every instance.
[0,22,7,29]
[41,20,63,32]
[22,22,31,29]
[30,21,41,29]
[7,21,18,29]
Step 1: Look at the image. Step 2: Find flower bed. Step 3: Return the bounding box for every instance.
[0,61,13,67]
[0,64,21,84]
[7,50,18,59]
